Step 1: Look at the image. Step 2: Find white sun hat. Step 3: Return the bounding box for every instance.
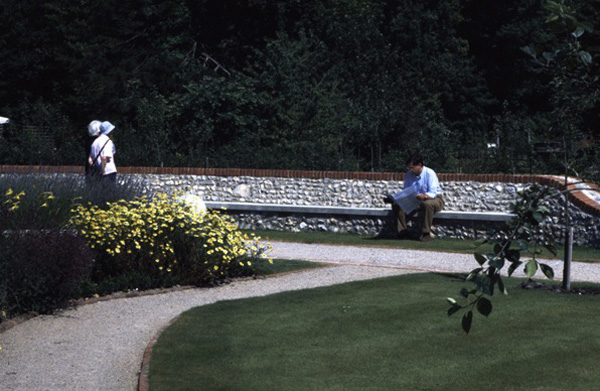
[100,121,115,135]
[87,120,101,137]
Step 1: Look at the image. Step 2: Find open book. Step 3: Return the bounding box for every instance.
[390,185,421,215]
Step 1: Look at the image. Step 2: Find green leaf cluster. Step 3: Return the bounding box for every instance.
[447,184,558,333]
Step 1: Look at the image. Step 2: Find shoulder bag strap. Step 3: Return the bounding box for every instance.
[91,139,111,167]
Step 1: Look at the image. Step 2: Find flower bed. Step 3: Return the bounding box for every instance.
[1,185,271,326]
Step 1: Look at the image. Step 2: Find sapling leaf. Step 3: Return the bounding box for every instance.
[467,267,483,281]
[448,303,462,317]
[525,259,538,277]
[475,274,494,296]
[474,253,487,266]
[540,263,555,279]
[489,257,505,270]
[462,311,473,334]
[477,297,493,317]
[506,249,521,263]
[508,261,522,276]
[497,276,508,295]
[493,243,502,254]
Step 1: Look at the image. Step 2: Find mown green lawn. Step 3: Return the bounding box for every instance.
[252,257,327,275]
[149,272,600,391]
[249,229,600,262]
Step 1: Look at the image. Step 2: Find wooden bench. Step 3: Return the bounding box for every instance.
[204,201,516,222]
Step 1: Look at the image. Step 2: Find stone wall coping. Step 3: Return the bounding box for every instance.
[1,165,598,217]
[0,165,567,182]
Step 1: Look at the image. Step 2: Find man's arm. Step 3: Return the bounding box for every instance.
[101,156,109,174]
[100,140,114,175]
[404,170,415,190]
[423,168,441,199]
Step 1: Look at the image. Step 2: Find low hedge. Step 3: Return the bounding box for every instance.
[0,230,94,317]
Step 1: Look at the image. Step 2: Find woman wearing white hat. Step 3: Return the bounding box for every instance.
[89,120,118,183]
[85,120,102,184]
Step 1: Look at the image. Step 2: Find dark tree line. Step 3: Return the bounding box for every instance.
[0,0,598,177]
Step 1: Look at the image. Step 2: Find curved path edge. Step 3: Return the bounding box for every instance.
[2,241,599,391]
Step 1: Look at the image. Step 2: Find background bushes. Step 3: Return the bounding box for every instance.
[0,0,597,177]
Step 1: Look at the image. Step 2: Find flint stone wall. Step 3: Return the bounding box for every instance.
[141,174,599,248]
[2,171,598,247]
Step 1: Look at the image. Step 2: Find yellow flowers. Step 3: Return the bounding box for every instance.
[2,188,24,212]
[37,192,55,209]
[68,192,272,283]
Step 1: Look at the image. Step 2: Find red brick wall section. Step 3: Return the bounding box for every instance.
[1,165,598,217]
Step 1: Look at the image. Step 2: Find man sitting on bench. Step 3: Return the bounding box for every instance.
[383,153,444,242]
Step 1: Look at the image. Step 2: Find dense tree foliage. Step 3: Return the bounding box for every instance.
[0,0,598,176]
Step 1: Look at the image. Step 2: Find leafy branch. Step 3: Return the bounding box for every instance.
[447,184,557,333]
[449,1,599,334]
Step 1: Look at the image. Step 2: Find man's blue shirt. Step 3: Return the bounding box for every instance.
[404,166,442,199]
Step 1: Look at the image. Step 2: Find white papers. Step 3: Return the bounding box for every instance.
[391,185,421,215]
[0,116,9,125]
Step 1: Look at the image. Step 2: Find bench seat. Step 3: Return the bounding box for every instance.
[204,201,516,222]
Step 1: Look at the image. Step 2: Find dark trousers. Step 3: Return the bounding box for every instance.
[99,173,117,193]
[392,195,444,235]
[102,173,117,183]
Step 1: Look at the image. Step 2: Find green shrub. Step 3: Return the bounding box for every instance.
[69,193,271,289]
[0,231,94,316]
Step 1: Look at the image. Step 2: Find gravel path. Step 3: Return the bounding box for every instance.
[1,241,599,391]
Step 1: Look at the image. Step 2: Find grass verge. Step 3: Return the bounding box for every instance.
[149,272,600,391]
[253,258,327,275]
[249,229,600,262]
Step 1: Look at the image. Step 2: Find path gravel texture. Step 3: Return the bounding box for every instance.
[1,241,599,391]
